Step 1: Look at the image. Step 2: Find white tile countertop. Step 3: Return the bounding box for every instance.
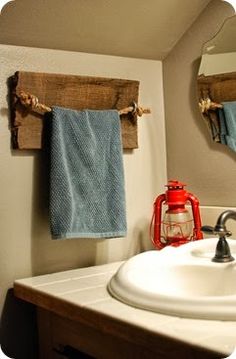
[14,261,236,358]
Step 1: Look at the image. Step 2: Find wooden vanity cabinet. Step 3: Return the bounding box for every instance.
[36,307,221,359]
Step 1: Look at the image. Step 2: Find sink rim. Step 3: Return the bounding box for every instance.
[108,238,236,320]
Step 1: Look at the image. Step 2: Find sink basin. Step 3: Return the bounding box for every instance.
[108,238,236,320]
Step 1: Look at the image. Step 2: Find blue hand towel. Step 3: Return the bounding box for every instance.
[218,108,227,145]
[219,101,236,151]
[49,106,127,239]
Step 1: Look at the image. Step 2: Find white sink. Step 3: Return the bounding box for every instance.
[108,238,236,320]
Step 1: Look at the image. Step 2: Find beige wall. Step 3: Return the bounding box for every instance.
[0,44,166,314]
[163,0,236,207]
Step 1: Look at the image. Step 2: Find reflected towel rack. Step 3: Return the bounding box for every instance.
[199,97,223,114]
[17,91,151,117]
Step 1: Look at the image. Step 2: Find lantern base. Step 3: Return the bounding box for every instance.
[157,235,202,249]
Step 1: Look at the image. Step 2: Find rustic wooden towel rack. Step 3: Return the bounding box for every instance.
[10,71,151,150]
[197,72,236,143]
[197,72,236,113]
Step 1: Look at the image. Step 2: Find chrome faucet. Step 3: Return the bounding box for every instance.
[201,210,236,263]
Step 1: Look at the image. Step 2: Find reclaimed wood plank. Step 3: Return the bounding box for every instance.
[9,71,140,149]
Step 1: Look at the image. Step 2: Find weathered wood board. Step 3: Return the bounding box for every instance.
[197,72,236,102]
[10,71,140,149]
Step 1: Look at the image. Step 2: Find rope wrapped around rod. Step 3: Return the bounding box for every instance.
[199,98,223,113]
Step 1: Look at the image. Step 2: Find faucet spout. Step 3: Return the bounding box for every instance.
[201,210,236,263]
[215,210,236,235]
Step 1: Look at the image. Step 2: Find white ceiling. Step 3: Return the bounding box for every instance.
[0,0,212,60]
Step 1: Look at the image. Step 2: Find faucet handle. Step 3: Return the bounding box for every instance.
[201,225,232,237]
[214,225,232,237]
[201,225,215,234]
[202,210,236,263]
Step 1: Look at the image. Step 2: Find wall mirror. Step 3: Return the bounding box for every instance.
[197,15,236,152]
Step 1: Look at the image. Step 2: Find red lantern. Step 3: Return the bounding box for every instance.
[151,180,203,249]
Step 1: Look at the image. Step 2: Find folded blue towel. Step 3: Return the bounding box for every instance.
[49,106,127,239]
[219,101,236,151]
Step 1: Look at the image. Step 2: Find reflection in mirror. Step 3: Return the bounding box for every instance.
[197,15,236,152]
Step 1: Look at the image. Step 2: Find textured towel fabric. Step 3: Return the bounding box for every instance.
[49,106,127,239]
[218,108,227,145]
[219,101,236,151]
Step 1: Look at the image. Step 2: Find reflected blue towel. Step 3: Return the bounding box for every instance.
[49,106,127,239]
[219,101,236,151]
